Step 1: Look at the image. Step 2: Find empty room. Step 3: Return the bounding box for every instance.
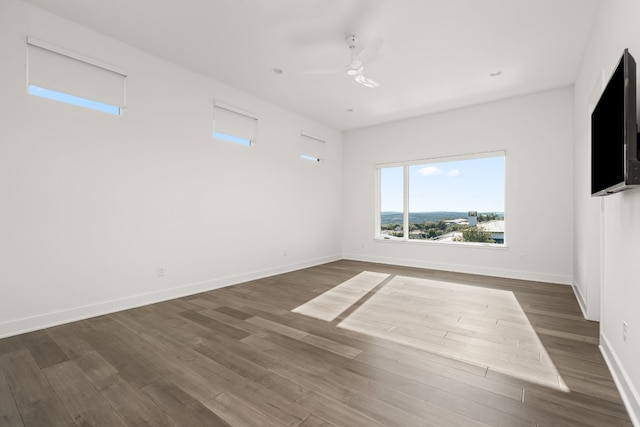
[1,0,639,426]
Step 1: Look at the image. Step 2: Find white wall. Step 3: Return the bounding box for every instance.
[0,0,343,338]
[573,1,640,424]
[343,88,574,284]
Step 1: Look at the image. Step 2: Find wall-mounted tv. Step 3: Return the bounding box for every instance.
[591,49,640,196]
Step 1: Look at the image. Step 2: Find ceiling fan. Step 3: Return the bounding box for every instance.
[305,34,383,88]
[345,34,382,88]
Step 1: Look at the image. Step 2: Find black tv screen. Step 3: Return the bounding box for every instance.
[591,49,640,196]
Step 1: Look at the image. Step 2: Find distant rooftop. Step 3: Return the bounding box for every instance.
[478,220,505,233]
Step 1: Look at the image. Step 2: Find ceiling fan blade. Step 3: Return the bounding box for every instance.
[354,37,383,65]
[354,73,380,88]
[301,67,343,75]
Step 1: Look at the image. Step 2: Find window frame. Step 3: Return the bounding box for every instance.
[375,150,506,247]
[213,101,258,147]
[26,36,127,115]
[300,131,325,162]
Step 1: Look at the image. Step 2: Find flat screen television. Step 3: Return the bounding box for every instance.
[591,48,640,196]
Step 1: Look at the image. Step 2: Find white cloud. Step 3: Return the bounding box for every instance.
[418,166,442,176]
[448,169,461,177]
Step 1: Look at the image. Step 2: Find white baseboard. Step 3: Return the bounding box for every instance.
[342,253,572,285]
[570,276,600,322]
[600,333,640,427]
[571,277,589,319]
[0,254,341,339]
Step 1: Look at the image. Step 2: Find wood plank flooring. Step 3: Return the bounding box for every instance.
[0,260,633,426]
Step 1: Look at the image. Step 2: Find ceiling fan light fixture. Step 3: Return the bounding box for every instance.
[346,66,362,76]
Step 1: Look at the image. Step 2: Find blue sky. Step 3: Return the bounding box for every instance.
[381,155,505,212]
[28,85,120,115]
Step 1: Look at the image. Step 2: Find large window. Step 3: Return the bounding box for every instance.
[377,152,505,245]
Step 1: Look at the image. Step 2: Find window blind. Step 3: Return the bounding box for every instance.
[213,101,258,143]
[300,131,325,161]
[27,37,127,109]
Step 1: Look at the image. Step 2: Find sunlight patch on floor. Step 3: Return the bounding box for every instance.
[293,272,568,392]
[291,271,390,321]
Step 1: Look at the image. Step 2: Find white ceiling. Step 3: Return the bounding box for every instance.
[23,0,599,131]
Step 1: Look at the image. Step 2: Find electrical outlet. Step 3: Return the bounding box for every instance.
[283,250,288,257]
[623,321,628,342]
[519,253,525,262]
[157,267,165,277]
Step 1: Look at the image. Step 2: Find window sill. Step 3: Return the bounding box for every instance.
[374,237,508,250]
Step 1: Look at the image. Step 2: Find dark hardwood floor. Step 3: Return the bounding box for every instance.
[0,260,633,426]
